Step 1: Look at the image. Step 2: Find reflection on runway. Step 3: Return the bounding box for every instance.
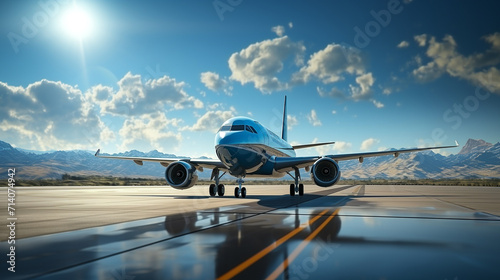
[2,185,500,279]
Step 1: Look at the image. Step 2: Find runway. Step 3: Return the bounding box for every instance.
[1,184,500,279]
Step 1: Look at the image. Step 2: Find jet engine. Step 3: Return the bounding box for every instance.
[165,161,198,190]
[311,157,341,187]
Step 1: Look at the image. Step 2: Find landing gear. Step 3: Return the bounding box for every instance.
[287,168,304,196]
[209,168,226,197]
[209,184,217,197]
[234,178,246,198]
[217,184,225,196]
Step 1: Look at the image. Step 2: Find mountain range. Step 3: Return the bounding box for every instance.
[0,139,499,180]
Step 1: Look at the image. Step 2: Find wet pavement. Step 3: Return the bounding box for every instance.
[1,185,500,279]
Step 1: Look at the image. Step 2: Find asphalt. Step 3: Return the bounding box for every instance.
[1,184,500,279]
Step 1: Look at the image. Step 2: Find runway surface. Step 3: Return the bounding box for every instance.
[1,184,500,279]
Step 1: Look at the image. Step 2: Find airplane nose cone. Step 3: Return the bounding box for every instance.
[215,131,263,176]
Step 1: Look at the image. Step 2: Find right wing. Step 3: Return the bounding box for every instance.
[94,149,227,170]
[273,141,459,172]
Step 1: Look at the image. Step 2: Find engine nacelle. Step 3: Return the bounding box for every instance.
[165,161,198,190]
[310,157,341,187]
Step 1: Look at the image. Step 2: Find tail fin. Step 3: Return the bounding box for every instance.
[281,95,287,141]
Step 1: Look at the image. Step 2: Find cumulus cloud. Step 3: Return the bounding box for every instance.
[183,108,236,133]
[118,113,182,152]
[333,141,352,153]
[99,72,203,116]
[292,43,365,85]
[372,100,385,108]
[200,71,232,95]
[412,33,500,94]
[414,34,428,47]
[0,80,112,150]
[228,36,305,93]
[287,115,298,130]
[307,109,322,126]
[360,138,380,151]
[397,41,409,48]
[271,25,285,37]
[293,43,381,108]
[349,72,375,100]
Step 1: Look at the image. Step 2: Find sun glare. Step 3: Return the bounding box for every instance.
[61,6,93,40]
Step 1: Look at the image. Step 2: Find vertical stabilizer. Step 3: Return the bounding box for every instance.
[282,95,287,141]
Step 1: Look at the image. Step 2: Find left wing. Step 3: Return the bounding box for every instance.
[94,149,226,170]
[274,141,459,172]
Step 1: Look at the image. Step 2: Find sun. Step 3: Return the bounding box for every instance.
[61,5,93,40]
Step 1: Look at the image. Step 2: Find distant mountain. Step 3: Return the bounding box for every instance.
[0,139,499,180]
[458,139,492,155]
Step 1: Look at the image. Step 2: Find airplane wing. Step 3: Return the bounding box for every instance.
[274,141,459,172]
[94,149,227,170]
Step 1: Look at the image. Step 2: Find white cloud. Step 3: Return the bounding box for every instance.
[333,141,352,153]
[360,138,380,151]
[200,71,232,95]
[414,34,428,47]
[372,100,384,108]
[349,72,375,100]
[397,41,409,48]
[287,115,298,130]
[118,113,182,152]
[292,43,365,85]
[288,22,293,28]
[412,33,500,93]
[331,110,337,115]
[0,80,112,151]
[228,36,305,93]
[183,108,236,133]
[100,72,203,116]
[271,25,285,37]
[307,109,322,126]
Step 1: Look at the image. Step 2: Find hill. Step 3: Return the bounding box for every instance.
[0,139,499,180]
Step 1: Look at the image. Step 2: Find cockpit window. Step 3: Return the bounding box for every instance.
[231,124,245,131]
[219,124,257,133]
[247,126,257,134]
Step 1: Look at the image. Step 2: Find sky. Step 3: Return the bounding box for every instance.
[1,0,500,158]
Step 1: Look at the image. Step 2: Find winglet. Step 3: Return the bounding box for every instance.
[95,149,100,157]
[455,140,459,146]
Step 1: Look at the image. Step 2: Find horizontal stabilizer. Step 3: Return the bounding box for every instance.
[292,141,335,150]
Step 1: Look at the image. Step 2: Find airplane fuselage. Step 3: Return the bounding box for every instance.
[215,117,294,178]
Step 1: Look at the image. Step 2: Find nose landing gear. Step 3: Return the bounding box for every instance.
[234,178,246,198]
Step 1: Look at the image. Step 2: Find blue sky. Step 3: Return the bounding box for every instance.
[1,0,499,158]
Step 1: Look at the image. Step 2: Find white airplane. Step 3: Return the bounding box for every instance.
[95,96,459,198]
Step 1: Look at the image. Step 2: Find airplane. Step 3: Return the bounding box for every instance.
[95,96,459,198]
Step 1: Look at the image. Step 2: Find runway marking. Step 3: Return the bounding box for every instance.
[216,209,330,280]
[265,209,340,280]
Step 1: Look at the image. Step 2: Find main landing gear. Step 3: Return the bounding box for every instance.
[209,168,226,197]
[208,169,247,198]
[288,167,304,196]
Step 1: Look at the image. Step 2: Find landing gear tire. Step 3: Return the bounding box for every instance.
[234,187,240,198]
[241,187,246,198]
[298,184,304,196]
[290,184,295,196]
[217,184,225,196]
[209,184,216,197]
